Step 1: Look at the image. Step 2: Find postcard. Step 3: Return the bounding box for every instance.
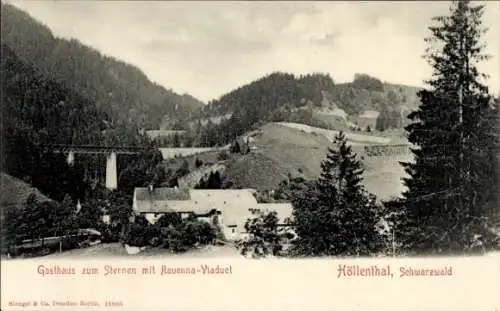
[1,1,499,310]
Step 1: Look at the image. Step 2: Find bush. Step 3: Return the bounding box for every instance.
[121,214,218,252]
[236,210,290,258]
[178,220,216,247]
[160,226,185,252]
[195,158,203,168]
[123,223,149,247]
[156,213,183,228]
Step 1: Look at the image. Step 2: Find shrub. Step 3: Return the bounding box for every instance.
[123,222,149,247]
[160,226,185,252]
[195,158,203,168]
[178,219,217,247]
[236,210,290,258]
[121,213,218,252]
[155,213,183,228]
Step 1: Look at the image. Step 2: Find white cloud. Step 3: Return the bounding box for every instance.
[5,1,500,101]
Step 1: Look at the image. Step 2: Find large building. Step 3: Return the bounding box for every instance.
[132,187,293,240]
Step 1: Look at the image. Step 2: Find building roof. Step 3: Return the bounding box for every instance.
[133,188,257,214]
[134,187,190,201]
[190,189,257,205]
[134,200,208,214]
[132,187,292,227]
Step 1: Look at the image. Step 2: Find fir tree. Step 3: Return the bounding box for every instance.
[291,131,383,256]
[395,0,499,254]
[172,133,181,147]
[230,140,241,154]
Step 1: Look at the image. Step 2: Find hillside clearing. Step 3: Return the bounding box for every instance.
[0,173,52,220]
[276,122,393,144]
[224,122,412,200]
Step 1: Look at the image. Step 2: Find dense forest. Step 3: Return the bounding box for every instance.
[1,38,169,255]
[1,42,166,202]
[1,43,105,201]
[0,2,204,203]
[0,2,204,130]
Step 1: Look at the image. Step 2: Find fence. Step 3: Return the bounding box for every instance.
[363,144,412,158]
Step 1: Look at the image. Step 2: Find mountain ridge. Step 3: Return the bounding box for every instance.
[193,71,421,147]
[0,2,204,130]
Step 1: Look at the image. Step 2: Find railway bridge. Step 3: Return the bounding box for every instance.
[41,144,155,190]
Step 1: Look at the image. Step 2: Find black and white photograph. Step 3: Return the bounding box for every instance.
[1,0,499,264]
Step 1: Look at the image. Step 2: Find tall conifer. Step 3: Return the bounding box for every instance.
[396,0,499,254]
[292,132,382,256]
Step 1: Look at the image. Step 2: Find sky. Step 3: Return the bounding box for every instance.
[6,1,500,102]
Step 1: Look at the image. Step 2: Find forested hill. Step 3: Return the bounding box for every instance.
[204,72,335,117]
[1,43,105,200]
[1,41,166,201]
[1,43,105,147]
[0,2,204,130]
[197,72,421,146]
[203,72,420,119]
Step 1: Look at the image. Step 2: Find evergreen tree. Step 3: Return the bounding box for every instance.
[395,0,499,254]
[194,157,203,168]
[195,171,223,189]
[291,131,383,256]
[236,210,288,258]
[176,160,190,178]
[230,140,241,154]
[172,133,181,147]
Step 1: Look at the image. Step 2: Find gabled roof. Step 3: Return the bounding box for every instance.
[134,187,190,201]
[134,200,206,214]
[132,187,293,227]
[190,189,257,205]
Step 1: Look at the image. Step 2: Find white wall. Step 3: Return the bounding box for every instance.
[102,215,110,225]
[144,213,162,225]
